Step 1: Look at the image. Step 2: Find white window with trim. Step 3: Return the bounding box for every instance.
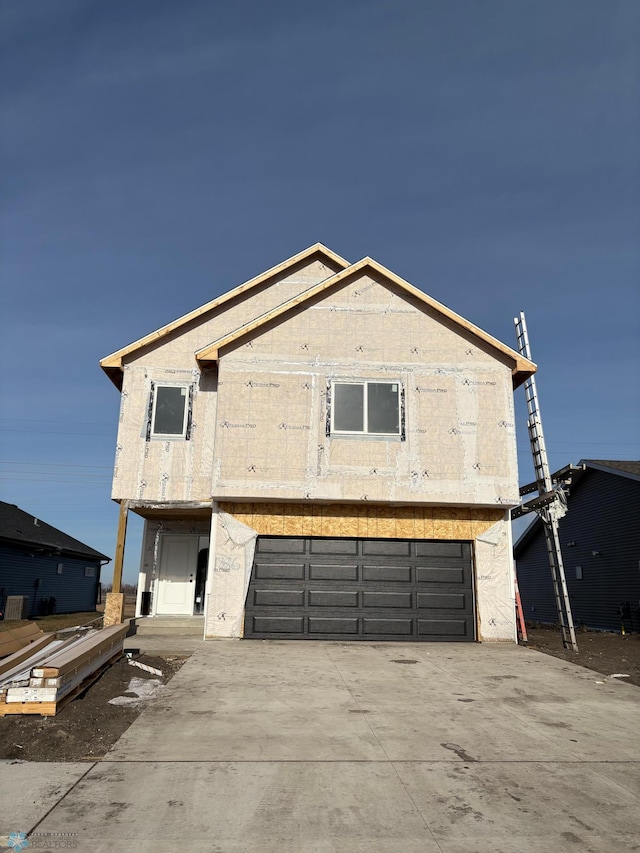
[149,384,191,439]
[330,380,403,437]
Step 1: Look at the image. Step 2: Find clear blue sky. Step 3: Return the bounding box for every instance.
[1,0,638,585]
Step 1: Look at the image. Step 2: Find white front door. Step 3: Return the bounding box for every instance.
[156,535,199,615]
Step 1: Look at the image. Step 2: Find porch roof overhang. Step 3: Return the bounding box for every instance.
[126,501,213,522]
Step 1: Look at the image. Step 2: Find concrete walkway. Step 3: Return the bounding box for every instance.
[2,641,639,852]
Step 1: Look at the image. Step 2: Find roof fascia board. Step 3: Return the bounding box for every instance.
[196,256,537,385]
[582,460,640,482]
[99,243,349,376]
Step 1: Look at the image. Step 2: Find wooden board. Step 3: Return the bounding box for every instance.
[0,634,55,676]
[0,624,45,658]
[0,700,59,717]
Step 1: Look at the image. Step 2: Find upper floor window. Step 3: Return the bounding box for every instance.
[330,381,403,437]
[150,384,191,438]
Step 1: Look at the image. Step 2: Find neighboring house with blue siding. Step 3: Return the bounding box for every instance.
[515,460,640,633]
[0,501,110,619]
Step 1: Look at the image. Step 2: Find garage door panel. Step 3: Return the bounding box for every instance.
[362,540,411,556]
[417,593,467,610]
[363,565,412,583]
[245,536,474,642]
[257,539,305,554]
[310,539,358,555]
[254,562,305,580]
[363,618,414,635]
[252,590,305,607]
[415,541,466,558]
[418,619,468,636]
[309,564,358,581]
[363,591,412,609]
[416,567,465,584]
[251,616,305,633]
[308,591,359,607]
[308,617,359,634]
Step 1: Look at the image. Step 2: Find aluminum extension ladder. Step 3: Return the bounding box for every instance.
[514,311,578,651]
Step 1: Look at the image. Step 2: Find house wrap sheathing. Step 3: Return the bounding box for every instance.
[101,244,535,643]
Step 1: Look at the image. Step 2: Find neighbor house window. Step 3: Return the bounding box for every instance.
[84,566,96,577]
[148,384,192,438]
[330,381,403,437]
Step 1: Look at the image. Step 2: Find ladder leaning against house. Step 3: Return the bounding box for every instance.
[512,311,578,652]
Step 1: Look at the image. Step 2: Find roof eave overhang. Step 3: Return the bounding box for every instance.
[0,536,110,563]
[512,364,537,389]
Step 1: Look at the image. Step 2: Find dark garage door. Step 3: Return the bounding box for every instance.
[244,537,475,641]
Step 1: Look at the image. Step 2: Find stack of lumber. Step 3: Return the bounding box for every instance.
[0,623,128,717]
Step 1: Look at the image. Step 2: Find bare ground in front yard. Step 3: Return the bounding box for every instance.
[526,625,640,687]
[0,598,182,763]
[0,653,186,761]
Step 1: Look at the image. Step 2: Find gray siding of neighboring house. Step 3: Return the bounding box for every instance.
[516,469,640,632]
[0,545,101,618]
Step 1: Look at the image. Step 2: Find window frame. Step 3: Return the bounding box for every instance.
[149,383,191,439]
[329,379,404,438]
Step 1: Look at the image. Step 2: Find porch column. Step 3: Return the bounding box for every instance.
[104,500,128,627]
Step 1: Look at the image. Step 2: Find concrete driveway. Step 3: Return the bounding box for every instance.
[2,641,639,852]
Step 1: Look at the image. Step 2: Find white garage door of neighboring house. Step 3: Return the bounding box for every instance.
[244,537,475,641]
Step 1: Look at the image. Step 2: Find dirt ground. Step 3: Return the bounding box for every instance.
[0,653,186,762]
[526,625,640,688]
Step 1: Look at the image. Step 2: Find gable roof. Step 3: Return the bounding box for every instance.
[100,243,350,388]
[0,501,110,562]
[582,460,640,480]
[195,256,537,387]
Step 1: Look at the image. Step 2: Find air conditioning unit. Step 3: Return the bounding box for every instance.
[5,595,28,621]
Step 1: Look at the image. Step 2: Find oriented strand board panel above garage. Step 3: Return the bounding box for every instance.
[219,503,505,541]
